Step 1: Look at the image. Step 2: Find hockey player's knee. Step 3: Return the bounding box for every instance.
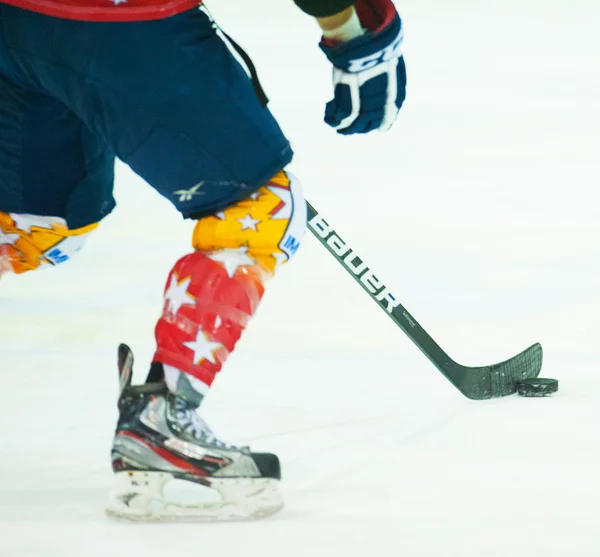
[191,170,306,276]
[0,212,97,275]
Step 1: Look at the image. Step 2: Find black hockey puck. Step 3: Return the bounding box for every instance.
[517,378,558,397]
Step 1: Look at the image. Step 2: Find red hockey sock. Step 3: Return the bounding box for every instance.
[154,249,265,389]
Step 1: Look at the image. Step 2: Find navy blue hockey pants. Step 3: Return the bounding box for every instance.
[0,5,293,228]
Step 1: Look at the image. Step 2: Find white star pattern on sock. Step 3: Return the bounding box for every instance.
[207,247,256,279]
[164,273,196,314]
[11,214,63,233]
[238,214,260,231]
[0,232,21,246]
[183,330,223,365]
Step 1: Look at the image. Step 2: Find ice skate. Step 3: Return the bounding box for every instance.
[106,344,282,522]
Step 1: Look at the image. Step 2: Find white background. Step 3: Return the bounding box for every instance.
[1,0,600,555]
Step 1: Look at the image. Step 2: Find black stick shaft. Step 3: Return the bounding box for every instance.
[306,202,459,382]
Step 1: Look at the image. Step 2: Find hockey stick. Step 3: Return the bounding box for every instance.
[306,202,543,400]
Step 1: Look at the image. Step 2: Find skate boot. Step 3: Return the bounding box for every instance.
[106,344,282,521]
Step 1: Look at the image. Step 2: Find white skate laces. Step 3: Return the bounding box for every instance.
[169,397,243,451]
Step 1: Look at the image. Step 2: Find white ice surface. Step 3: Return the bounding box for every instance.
[2,0,600,555]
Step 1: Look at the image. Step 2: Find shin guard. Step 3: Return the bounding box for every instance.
[153,171,306,401]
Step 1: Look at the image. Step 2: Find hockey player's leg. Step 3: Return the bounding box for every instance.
[0,213,98,276]
[107,171,306,521]
[0,59,115,278]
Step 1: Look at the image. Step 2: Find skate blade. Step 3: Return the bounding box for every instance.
[105,471,283,522]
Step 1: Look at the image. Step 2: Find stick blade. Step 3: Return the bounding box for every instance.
[456,343,543,400]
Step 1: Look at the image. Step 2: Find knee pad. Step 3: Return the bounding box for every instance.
[0,212,98,275]
[192,170,306,275]
[154,171,306,399]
